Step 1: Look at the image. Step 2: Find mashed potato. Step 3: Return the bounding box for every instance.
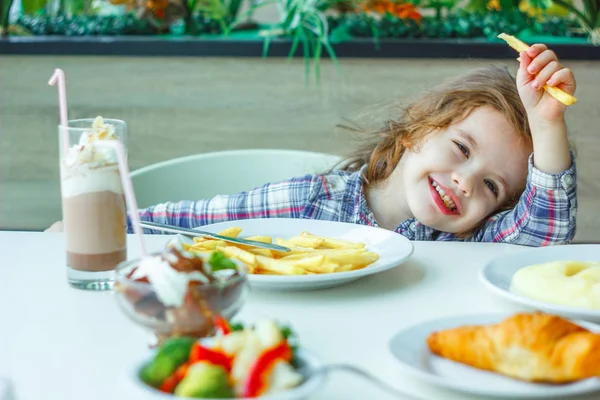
[510,260,600,309]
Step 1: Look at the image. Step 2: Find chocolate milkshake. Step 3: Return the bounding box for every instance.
[60,117,128,290]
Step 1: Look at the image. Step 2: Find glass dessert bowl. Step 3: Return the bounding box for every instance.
[114,246,249,343]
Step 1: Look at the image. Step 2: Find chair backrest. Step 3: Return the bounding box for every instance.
[131,149,343,208]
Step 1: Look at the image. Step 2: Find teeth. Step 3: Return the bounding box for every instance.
[432,180,456,211]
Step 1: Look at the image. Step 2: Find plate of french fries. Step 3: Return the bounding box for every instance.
[167,218,414,290]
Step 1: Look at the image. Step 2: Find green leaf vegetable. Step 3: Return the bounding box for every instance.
[140,336,196,388]
[174,362,235,398]
[208,250,238,272]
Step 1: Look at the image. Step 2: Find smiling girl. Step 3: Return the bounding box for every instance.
[47,44,578,246]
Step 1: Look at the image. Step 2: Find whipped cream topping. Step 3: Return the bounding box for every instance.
[60,116,124,198]
[60,164,123,198]
[130,255,210,308]
[63,116,120,168]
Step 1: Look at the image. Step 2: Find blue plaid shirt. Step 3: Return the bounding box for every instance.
[131,153,577,246]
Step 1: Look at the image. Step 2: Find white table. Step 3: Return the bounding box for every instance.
[2,232,598,400]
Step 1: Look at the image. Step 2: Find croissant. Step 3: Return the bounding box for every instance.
[426,312,600,383]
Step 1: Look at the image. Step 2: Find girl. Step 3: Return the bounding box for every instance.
[49,44,578,246]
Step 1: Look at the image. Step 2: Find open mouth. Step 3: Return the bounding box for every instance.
[429,178,459,215]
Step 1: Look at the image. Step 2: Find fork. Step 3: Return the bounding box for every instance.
[139,221,291,252]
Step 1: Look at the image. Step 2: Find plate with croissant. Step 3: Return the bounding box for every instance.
[480,244,600,322]
[389,312,600,398]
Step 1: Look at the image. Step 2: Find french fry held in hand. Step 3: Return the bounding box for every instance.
[497,33,577,106]
[185,227,380,276]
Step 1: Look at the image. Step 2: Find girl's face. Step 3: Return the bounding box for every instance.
[399,106,532,233]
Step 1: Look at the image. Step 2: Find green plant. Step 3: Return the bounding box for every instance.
[1,0,14,36]
[16,13,156,34]
[528,0,599,42]
[465,0,519,12]
[232,0,341,86]
[186,0,246,35]
[193,0,228,33]
[22,0,48,14]
[414,0,457,22]
[63,0,87,15]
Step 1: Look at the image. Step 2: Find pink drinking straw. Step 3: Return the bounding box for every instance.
[96,140,148,258]
[48,69,70,155]
[48,68,147,258]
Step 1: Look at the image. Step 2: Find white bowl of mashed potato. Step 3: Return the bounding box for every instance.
[479,244,600,322]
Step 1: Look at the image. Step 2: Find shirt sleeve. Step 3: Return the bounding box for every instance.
[467,151,577,246]
[127,174,321,234]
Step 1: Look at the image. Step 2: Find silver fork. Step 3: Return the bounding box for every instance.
[139,221,291,252]
[305,364,425,400]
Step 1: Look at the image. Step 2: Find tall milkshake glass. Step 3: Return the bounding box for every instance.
[59,117,128,290]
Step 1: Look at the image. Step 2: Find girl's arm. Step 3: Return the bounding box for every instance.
[127,174,321,234]
[463,45,578,246]
[517,44,576,174]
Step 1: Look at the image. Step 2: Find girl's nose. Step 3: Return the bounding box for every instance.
[452,173,474,197]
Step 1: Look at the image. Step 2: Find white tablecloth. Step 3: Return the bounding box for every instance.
[1,232,597,400]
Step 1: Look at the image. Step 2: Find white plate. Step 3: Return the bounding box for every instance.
[170,218,414,291]
[479,244,600,322]
[126,348,326,400]
[389,313,600,398]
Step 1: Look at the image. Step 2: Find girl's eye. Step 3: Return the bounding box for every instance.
[485,179,498,197]
[454,141,470,158]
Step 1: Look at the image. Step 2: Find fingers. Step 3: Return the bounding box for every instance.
[526,49,557,76]
[517,51,534,85]
[526,43,547,59]
[521,47,566,91]
[547,68,576,94]
[533,60,562,89]
[519,51,532,69]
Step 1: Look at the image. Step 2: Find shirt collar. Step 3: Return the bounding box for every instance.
[341,165,379,227]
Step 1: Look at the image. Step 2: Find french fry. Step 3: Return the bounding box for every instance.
[246,248,273,258]
[498,32,529,53]
[270,238,318,258]
[287,235,325,248]
[325,251,379,268]
[182,242,196,252]
[316,262,338,274]
[282,249,377,271]
[255,269,283,275]
[287,255,337,274]
[301,232,365,249]
[335,264,354,273]
[256,256,305,275]
[218,226,243,238]
[274,238,313,251]
[497,33,577,106]
[188,228,379,276]
[218,246,257,268]
[281,248,367,261]
[194,240,226,250]
[186,247,211,254]
[245,236,272,243]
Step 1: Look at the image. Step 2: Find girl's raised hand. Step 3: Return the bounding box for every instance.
[516,44,576,123]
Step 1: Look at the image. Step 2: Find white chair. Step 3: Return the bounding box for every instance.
[130,149,343,208]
